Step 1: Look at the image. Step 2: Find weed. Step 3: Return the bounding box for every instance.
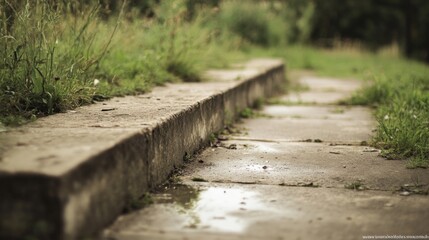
[407,157,429,169]
[330,107,345,114]
[0,1,112,123]
[370,87,429,166]
[239,107,254,118]
[345,180,366,191]
[253,98,265,110]
[123,193,153,213]
[288,82,310,93]
[208,133,217,144]
[183,152,192,162]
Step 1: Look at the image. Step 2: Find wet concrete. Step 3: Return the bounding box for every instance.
[103,73,429,240]
[236,118,374,143]
[180,141,429,191]
[263,105,372,120]
[105,183,429,240]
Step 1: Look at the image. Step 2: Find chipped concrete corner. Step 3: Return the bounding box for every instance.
[0,59,285,240]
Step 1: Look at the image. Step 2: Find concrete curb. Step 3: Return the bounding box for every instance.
[0,59,285,240]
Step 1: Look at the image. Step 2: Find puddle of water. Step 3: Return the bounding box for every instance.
[153,184,276,233]
[194,187,266,232]
[153,184,199,210]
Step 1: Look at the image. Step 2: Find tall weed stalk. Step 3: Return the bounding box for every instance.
[0,1,111,124]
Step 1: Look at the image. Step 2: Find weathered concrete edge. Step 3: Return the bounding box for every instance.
[0,62,285,240]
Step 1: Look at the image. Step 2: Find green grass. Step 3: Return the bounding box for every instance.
[239,107,254,119]
[0,2,103,124]
[0,0,243,125]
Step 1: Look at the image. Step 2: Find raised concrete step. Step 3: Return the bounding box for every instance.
[0,59,285,240]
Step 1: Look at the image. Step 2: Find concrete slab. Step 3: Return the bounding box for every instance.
[237,118,375,143]
[0,59,286,240]
[246,105,375,143]
[262,105,372,120]
[103,183,429,240]
[280,75,362,105]
[280,91,353,104]
[298,76,362,92]
[180,141,429,191]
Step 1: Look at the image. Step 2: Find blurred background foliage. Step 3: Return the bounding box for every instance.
[99,0,429,61]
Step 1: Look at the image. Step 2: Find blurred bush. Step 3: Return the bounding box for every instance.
[310,0,429,62]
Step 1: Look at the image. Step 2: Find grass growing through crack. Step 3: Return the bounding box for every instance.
[342,55,429,168]
[239,107,254,119]
[123,192,154,213]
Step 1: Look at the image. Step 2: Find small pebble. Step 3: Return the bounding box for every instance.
[400,191,411,196]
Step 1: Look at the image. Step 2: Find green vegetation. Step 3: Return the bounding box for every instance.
[123,192,154,213]
[239,107,254,119]
[0,0,243,125]
[321,48,429,168]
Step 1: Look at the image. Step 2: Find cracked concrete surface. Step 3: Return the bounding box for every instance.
[103,72,429,240]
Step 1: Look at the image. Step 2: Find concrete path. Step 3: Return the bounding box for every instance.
[103,73,429,240]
